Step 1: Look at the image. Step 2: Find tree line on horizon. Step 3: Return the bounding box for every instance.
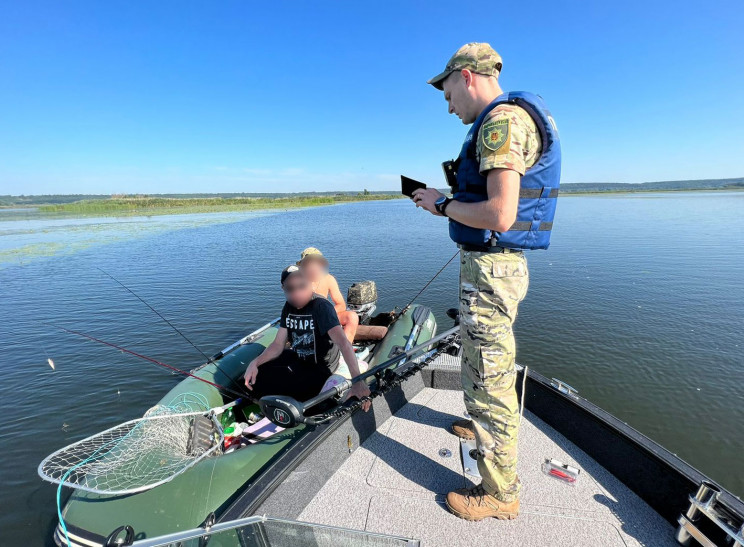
[1,177,742,207]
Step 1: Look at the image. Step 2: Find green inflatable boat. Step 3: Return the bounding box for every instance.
[39,285,439,547]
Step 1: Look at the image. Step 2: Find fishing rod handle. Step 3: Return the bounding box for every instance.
[300,381,352,412]
[299,327,459,412]
[212,398,243,415]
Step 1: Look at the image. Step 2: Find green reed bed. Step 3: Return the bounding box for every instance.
[37,194,401,217]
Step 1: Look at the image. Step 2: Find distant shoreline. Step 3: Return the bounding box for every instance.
[560,186,744,197]
[0,194,401,219]
[1,184,743,219]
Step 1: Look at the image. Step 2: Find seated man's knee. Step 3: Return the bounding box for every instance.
[348,311,359,326]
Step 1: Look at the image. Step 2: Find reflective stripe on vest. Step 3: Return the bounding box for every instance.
[448,91,561,250]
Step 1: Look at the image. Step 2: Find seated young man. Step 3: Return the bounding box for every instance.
[297,247,359,344]
[244,264,371,410]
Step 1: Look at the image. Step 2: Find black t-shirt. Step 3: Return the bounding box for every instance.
[280,295,341,372]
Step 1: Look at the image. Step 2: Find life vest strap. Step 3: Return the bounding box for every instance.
[509,221,553,232]
[519,188,559,199]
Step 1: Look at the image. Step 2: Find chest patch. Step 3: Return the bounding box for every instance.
[481,118,510,153]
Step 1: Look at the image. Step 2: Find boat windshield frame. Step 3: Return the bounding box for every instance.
[130,515,421,547]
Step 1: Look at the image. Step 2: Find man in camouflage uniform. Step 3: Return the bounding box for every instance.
[413,43,547,521]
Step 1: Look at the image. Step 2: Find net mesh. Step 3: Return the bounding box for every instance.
[39,393,222,495]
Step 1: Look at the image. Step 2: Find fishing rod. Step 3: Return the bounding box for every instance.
[259,326,460,428]
[395,249,460,318]
[96,267,209,361]
[96,268,241,387]
[48,324,249,400]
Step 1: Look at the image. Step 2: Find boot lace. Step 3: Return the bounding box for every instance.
[465,484,490,507]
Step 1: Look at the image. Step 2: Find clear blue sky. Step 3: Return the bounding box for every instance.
[1,1,742,195]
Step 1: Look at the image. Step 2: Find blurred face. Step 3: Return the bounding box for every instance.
[442,70,478,124]
[283,274,313,308]
[299,258,327,283]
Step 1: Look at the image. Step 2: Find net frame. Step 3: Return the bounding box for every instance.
[38,410,224,495]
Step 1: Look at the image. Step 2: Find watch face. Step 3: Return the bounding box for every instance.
[435,197,446,205]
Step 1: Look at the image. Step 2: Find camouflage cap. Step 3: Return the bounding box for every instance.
[427,42,503,90]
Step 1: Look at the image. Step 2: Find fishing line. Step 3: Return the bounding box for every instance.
[398,249,460,315]
[48,324,249,400]
[96,267,209,361]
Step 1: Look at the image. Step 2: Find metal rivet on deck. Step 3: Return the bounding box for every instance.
[439,448,452,458]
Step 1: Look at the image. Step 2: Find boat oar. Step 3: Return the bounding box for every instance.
[259,326,459,428]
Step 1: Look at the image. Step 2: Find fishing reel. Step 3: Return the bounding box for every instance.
[259,395,307,428]
[259,391,359,428]
[259,324,462,429]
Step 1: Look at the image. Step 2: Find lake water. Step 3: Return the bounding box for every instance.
[1,193,742,545]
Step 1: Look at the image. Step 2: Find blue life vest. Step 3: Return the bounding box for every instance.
[448,91,561,250]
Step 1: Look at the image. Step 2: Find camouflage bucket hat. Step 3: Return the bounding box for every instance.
[297,246,329,269]
[427,42,503,90]
[300,247,323,260]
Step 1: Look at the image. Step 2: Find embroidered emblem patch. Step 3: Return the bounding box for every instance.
[481,118,510,153]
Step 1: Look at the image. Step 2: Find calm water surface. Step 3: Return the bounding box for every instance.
[0,193,742,545]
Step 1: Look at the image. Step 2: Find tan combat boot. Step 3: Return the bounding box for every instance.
[450,419,475,440]
[445,484,519,521]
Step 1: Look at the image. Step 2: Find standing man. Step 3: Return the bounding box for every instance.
[413,42,560,521]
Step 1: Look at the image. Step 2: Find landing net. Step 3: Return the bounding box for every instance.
[38,394,223,495]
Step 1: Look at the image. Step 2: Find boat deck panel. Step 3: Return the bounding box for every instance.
[299,387,678,547]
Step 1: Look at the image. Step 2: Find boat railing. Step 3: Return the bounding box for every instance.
[676,480,744,547]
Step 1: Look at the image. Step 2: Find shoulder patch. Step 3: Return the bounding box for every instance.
[481,118,510,153]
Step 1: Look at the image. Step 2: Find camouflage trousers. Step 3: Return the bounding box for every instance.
[459,249,529,502]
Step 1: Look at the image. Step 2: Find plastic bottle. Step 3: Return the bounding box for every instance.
[221,408,235,428]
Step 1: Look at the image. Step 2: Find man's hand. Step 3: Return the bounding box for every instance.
[347,382,372,412]
[244,360,259,390]
[412,187,445,216]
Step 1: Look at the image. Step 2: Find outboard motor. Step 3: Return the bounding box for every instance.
[347,281,377,323]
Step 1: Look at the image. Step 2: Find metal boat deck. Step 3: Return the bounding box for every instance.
[298,384,678,546]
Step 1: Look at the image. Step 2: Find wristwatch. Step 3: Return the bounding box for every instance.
[435,196,453,217]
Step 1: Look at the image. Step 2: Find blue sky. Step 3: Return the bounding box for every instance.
[1,1,742,195]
